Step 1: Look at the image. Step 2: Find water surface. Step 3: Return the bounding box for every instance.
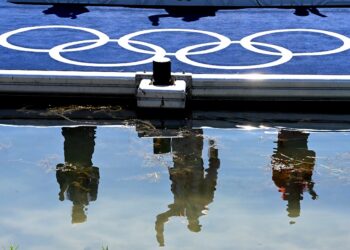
[0,124,350,249]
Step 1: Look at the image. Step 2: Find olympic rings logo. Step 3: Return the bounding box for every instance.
[0,25,350,70]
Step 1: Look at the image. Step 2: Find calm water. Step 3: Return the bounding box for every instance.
[0,124,350,249]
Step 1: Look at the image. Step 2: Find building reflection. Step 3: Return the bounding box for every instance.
[271,130,318,220]
[56,127,100,224]
[153,129,220,246]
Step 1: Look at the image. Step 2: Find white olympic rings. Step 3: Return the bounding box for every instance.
[240,29,350,57]
[49,39,166,67]
[0,25,109,53]
[117,29,231,56]
[176,41,293,70]
[0,25,349,70]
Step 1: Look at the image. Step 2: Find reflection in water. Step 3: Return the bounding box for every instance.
[154,130,220,246]
[56,127,100,224]
[271,130,318,221]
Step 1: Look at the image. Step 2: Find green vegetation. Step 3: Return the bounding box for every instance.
[4,245,110,250]
[3,245,18,250]
[4,244,110,250]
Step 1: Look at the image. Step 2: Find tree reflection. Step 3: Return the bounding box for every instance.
[271,130,317,220]
[56,127,100,224]
[154,130,220,246]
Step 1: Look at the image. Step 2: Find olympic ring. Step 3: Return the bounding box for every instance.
[49,39,166,67]
[241,29,350,57]
[176,41,293,70]
[0,26,349,70]
[117,29,231,56]
[0,25,109,53]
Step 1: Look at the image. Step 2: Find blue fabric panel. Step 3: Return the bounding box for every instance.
[0,1,349,75]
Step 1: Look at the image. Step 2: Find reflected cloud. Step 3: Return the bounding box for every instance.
[38,154,60,173]
[0,142,12,150]
[271,130,317,221]
[56,127,100,224]
[318,151,350,184]
[121,172,162,182]
[150,129,220,246]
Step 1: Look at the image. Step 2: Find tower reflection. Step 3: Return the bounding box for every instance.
[271,130,318,220]
[56,127,100,224]
[154,129,220,246]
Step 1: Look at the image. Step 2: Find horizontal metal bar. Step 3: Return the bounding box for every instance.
[1,70,350,100]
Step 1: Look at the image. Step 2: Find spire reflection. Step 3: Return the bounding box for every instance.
[56,127,100,224]
[271,130,318,220]
[154,129,220,246]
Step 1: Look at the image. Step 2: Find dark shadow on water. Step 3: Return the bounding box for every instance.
[271,130,318,223]
[43,4,89,19]
[294,7,327,17]
[148,7,218,26]
[143,129,220,246]
[148,6,327,25]
[56,126,100,224]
